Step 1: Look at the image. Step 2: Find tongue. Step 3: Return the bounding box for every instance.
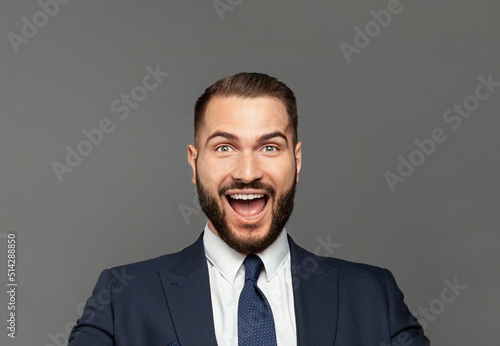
[230,197,266,217]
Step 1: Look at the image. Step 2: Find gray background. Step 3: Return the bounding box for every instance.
[1,0,498,345]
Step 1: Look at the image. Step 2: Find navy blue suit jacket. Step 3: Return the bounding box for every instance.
[69,233,429,345]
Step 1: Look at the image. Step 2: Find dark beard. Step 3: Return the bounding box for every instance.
[195,169,296,254]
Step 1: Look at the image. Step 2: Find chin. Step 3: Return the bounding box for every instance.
[223,222,279,254]
[231,223,271,240]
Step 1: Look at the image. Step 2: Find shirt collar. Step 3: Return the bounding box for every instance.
[203,223,289,284]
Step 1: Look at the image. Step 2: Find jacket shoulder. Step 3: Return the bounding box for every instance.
[102,233,205,281]
[289,237,394,289]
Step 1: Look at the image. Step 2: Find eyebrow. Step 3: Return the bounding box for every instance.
[205,131,238,146]
[258,131,288,144]
[205,130,288,146]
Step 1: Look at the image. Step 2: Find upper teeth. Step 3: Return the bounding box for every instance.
[230,194,264,200]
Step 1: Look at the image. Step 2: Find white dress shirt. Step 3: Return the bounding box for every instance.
[203,224,297,346]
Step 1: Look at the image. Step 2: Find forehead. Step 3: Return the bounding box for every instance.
[201,96,290,138]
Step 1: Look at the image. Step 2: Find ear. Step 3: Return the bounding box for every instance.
[294,142,302,183]
[187,145,198,185]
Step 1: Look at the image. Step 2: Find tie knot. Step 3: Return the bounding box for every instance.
[244,254,264,282]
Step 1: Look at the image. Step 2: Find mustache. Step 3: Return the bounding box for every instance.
[219,181,276,199]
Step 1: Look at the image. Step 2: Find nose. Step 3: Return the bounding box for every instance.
[231,151,263,184]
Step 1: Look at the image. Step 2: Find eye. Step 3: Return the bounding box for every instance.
[216,145,233,152]
[262,145,277,152]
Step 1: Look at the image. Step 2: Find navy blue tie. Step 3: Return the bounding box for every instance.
[238,254,277,346]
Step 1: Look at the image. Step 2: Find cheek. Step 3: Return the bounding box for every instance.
[197,161,230,188]
[268,159,296,181]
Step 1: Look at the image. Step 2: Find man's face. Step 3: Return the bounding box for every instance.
[188,96,302,254]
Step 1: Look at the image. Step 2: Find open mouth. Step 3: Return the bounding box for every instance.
[226,193,269,218]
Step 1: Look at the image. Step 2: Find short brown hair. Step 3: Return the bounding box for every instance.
[194,72,298,147]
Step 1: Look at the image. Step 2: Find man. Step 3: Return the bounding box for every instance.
[69,73,430,345]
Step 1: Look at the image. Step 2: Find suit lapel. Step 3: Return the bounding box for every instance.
[158,233,218,346]
[289,236,339,345]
